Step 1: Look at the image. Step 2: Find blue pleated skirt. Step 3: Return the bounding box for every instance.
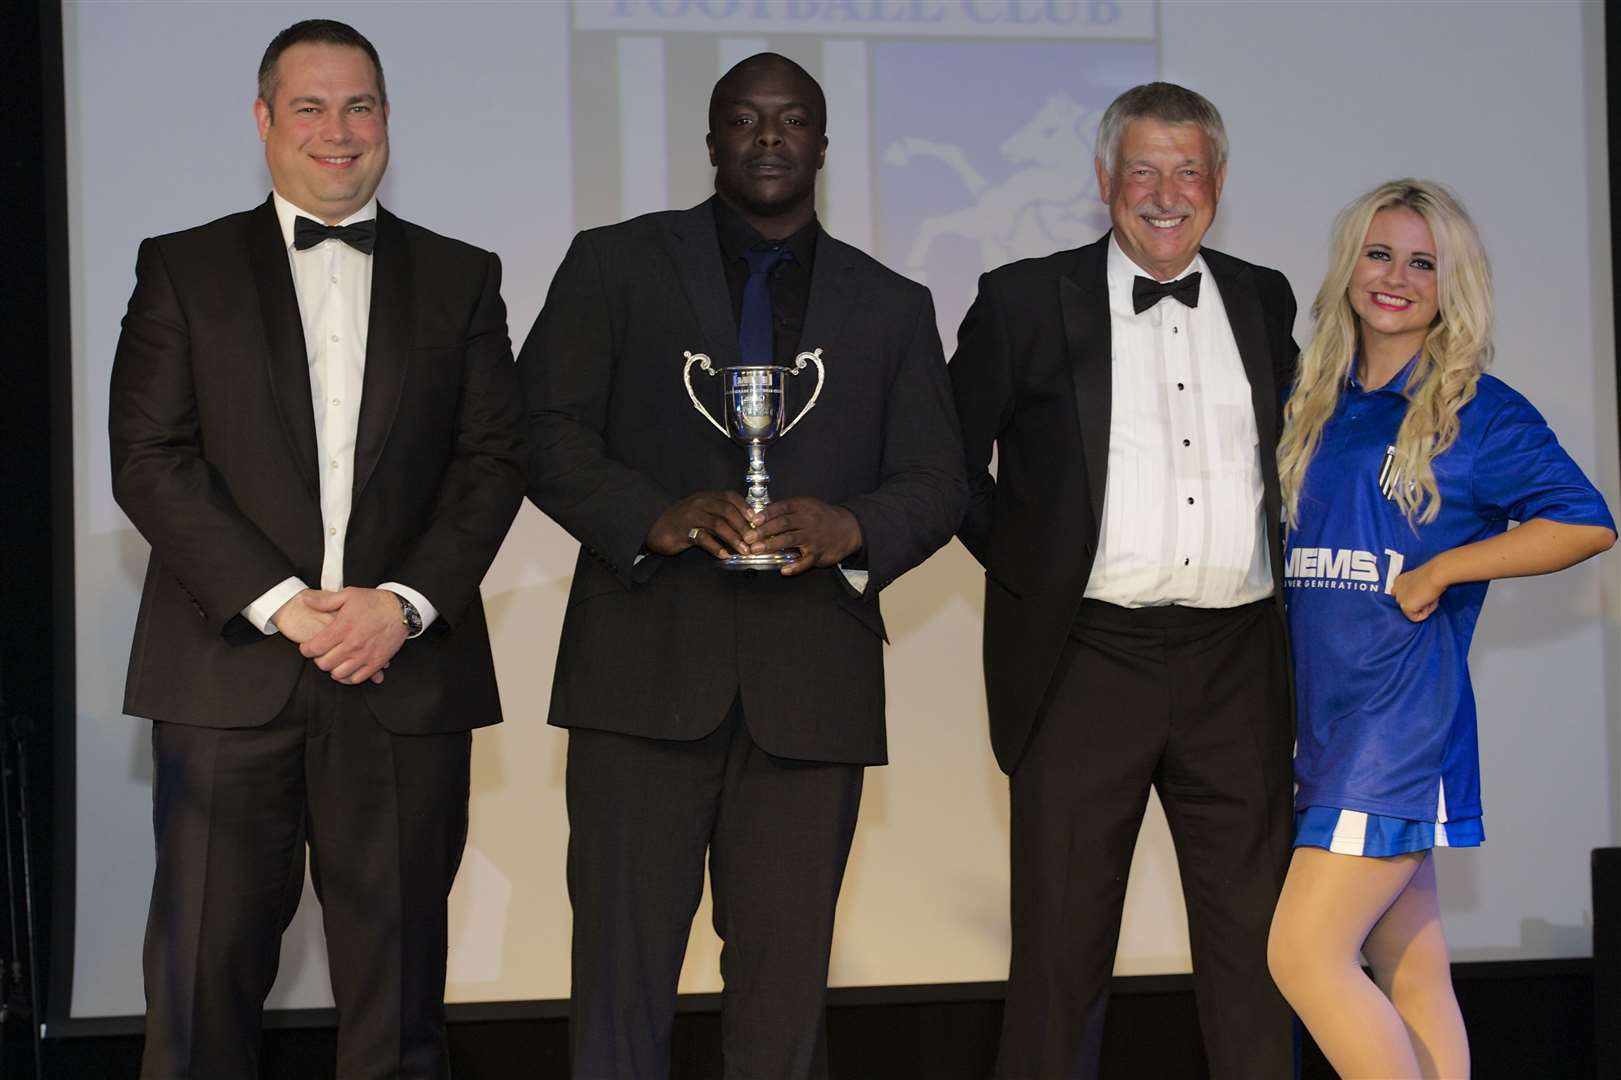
[1294,805,1484,856]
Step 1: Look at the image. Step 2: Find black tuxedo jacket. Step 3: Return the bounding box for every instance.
[519,199,966,765]
[950,233,1298,772]
[110,198,526,734]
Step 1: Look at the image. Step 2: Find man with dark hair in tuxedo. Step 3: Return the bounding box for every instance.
[110,19,524,1078]
[520,51,965,1080]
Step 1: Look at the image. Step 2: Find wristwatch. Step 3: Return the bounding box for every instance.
[393,592,424,638]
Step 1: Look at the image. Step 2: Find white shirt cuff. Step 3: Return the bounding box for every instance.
[378,582,439,636]
[244,577,308,635]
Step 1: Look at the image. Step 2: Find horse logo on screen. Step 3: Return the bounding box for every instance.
[883,92,1110,283]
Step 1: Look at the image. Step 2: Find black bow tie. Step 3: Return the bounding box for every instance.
[1132,271,1201,314]
[293,216,376,255]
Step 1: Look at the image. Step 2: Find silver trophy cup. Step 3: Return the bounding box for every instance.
[683,348,826,570]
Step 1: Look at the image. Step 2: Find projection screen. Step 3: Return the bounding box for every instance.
[61,0,1617,1020]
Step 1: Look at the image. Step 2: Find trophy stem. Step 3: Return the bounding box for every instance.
[724,442,795,570]
[744,444,771,515]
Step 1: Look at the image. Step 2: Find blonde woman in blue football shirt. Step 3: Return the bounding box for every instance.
[1265,180,1615,1078]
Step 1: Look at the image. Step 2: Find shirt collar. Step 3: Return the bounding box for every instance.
[1347,351,1421,396]
[272,191,379,252]
[1106,231,1206,316]
[711,195,818,269]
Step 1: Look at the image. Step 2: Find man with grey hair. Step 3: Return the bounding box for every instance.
[950,82,1298,1076]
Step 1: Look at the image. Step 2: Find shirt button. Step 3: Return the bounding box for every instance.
[330,275,339,284]
[1187,497,1195,505]
[330,459,339,470]
[1182,438,1191,447]
[332,398,341,407]
[328,526,337,537]
[1172,326,1179,335]
[1184,558,1190,566]
[1177,382,1185,391]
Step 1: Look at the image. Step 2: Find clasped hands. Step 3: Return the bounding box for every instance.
[645,490,862,575]
[271,587,407,685]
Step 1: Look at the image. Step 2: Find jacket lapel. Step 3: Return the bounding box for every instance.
[1061,237,1113,532]
[1206,249,1287,598]
[665,202,741,369]
[665,202,743,426]
[1205,251,1279,453]
[793,230,860,419]
[799,230,859,359]
[353,206,412,502]
[248,197,320,499]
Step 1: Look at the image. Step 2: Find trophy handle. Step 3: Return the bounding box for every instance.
[682,351,728,437]
[778,348,825,437]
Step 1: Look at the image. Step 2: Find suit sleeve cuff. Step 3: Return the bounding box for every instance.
[244,577,308,636]
[379,582,439,635]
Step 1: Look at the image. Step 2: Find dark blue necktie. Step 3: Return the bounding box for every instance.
[739,245,791,365]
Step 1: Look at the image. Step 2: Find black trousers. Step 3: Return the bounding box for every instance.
[140,665,472,1080]
[996,599,1296,1080]
[565,701,864,1080]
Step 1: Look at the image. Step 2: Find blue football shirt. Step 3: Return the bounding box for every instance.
[1285,361,1613,822]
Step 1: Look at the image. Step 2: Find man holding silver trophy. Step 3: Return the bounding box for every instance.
[518,53,966,1080]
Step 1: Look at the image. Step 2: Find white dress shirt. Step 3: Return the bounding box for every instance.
[1082,235,1273,608]
[242,192,437,635]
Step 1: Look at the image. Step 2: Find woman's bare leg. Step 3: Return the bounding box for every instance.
[1267,846,1426,1078]
[1363,853,1469,1078]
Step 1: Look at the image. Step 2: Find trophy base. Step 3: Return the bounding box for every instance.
[720,551,799,571]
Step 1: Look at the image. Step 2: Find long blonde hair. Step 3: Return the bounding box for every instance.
[1278,180,1494,528]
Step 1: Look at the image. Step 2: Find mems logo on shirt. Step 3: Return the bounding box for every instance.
[1284,547,1407,594]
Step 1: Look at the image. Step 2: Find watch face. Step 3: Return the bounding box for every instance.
[397,595,422,635]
